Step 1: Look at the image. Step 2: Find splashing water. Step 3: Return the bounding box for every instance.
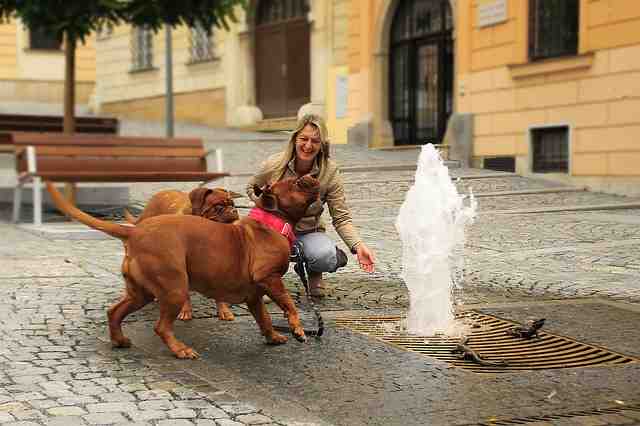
[395,144,477,336]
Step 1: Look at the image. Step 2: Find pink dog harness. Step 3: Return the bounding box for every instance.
[248,208,296,248]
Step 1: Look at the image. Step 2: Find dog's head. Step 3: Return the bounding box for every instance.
[253,175,320,223]
[189,187,241,223]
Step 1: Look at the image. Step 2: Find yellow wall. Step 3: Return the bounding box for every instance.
[0,18,96,104]
[101,88,226,127]
[458,0,640,191]
[95,23,229,125]
[0,21,18,79]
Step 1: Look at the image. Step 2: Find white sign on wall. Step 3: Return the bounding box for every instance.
[335,75,348,119]
[478,0,507,28]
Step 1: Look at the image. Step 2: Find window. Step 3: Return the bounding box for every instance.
[484,157,516,173]
[131,26,153,71]
[189,22,215,63]
[257,0,309,25]
[529,0,579,60]
[96,24,114,41]
[29,26,61,50]
[531,126,569,173]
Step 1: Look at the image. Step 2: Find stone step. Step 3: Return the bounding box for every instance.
[243,117,298,132]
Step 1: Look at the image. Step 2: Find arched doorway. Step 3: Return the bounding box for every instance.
[255,0,311,119]
[390,0,454,145]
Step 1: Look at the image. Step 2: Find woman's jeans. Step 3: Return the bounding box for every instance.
[296,232,345,273]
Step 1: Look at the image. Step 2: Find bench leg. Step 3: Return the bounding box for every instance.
[12,184,22,223]
[32,177,42,227]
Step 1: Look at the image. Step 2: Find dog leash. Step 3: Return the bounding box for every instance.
[272,241,325,337]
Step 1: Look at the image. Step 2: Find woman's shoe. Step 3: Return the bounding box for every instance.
[308,271,326,298]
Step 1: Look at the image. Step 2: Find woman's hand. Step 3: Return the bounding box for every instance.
[355,243,376,273]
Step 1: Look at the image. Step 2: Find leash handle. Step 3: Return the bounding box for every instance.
[290,242,324,337]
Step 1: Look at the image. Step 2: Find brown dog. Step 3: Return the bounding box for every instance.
[125,187,241,322]
[124,188,241,225]
[46,175,320,359]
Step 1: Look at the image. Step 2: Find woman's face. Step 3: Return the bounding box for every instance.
[295,124,322,163]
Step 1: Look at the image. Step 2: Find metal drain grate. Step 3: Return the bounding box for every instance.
[472,404,640,425]
[335,311,640,373]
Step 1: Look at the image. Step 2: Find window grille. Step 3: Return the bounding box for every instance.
[257,0,309,25]
[96,24,114,41]
[532,126,569,173]
[131,26,153,71]
[529,0,579,60]
[189,22,214,63]
[29,25,61,50]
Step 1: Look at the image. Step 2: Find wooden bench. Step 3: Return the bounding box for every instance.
[11,132,227,226]
[0,114,119,134]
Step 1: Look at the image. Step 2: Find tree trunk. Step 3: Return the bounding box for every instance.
[63,32,76,204]
[63,31,76,134]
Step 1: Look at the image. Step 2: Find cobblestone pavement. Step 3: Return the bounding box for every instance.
[1,127,640,425]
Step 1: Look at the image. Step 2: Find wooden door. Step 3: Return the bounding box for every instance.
[256,25,287,118]
[285,18,310,116]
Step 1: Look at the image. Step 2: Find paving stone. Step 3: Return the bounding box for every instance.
[219,403,258,415]
[47,406,87,416]
[199,407,230,419]
[126,409,167,421]
[44,415,87,426]
[215,420,246,426]
[137,400,174,411]
[235,413,273,424]
[173,399,215,409]
[0,401,28,412]
[86,402,138,413]
[98,392,136,403]
[83,412,128,425]
[135,390,172,400]
[166,408,197,418]
[156,420,194,426]
[0,411,15,422]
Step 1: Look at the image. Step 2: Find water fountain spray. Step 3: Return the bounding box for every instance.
[395,144,476,336]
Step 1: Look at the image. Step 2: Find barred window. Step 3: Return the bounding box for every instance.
[529,0,579,60]
[131,26,153,71]
[532,126,569,173]
[29,25,61,50]
[257,0,309,25]
[189,22,215,63]
[96,24,114,41]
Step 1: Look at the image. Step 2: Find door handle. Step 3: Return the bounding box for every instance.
[281,63,287,78]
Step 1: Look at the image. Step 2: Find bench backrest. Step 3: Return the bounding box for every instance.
[12,133,207,175]
[0,114,119,134]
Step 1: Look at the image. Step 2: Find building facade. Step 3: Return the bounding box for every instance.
[455,0,640,196]
[92,0,639,195]
[0,18,95,113]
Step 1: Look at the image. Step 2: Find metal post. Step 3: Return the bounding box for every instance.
[165,24,175,138]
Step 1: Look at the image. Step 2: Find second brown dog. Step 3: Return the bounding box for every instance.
[126,187,241,321]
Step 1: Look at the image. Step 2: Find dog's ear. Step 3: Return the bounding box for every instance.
[260,193,278,212]
[189,188,213,215]
[214,187,243,199]
[254,184,278,211]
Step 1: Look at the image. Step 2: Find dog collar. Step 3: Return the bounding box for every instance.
[248,208,296,247]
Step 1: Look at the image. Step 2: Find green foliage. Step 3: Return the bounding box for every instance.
[0,0,247,42]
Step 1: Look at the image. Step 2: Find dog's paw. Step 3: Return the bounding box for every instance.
[293,328,307,343]
[177,310,193,321]
[175,347,200,359]
[217,307,235,321]
[111,337,132,348]
[266,332,288,345]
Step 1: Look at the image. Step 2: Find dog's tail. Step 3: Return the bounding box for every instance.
[123,209,139,225]
[45,182,132,241]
